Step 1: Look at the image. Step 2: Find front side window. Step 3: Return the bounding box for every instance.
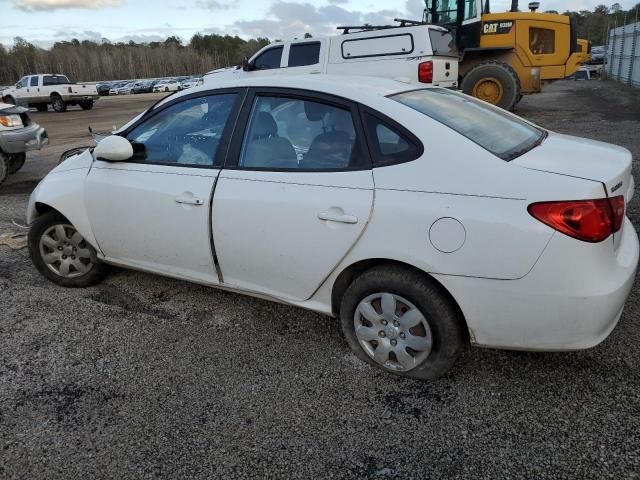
[253,46,284,70]
[17,77,28,88]
[530,28,555,54]
[29,76,38,87]
[238,95,365,170]
[126,93,236,167]
[288,42,321,67]
[392,88,544,160]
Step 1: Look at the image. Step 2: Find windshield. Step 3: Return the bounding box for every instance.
[391,88,545,160]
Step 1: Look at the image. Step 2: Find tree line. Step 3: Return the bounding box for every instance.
[1,3,639,86]
[0,34,270,86]
[553,2,640,46]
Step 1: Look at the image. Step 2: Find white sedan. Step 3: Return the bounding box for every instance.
[25,75,638,380]
[153,80,181,93]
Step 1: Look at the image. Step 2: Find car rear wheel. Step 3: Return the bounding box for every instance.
[340,264,467,380]
[79,100,94,110]
[28,212,109,287]
[8,153,25,174]
[51,95,67,113]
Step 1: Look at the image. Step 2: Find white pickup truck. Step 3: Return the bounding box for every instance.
[205,21,459,89]
[1,74,99,113]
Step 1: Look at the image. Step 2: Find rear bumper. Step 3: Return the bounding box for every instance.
[68,95,98,102]
[0,124,49,154]
[435,218,639,350]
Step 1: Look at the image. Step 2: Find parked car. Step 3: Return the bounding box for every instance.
[132,80,155,94]
[205,23,458,89]
[25,75,638,380]
[0,74,99,112]
[182,77,203,89]
[0,102,48,184]
[97,83,112,96]
[589,45,606,64]
[153,79,181,92]
[116,82,138,95]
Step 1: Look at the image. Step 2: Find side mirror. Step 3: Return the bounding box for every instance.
[15,83,22,89]
[242,57,254,72]
[93,135,133,162]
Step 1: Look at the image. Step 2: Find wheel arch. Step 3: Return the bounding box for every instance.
[330,258,470,343]
[26,169,101,253]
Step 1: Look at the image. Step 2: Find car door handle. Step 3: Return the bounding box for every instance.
[175,194,204,205]
[318,211,358,224]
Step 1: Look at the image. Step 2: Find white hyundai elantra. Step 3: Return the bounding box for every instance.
[26,75,638,379]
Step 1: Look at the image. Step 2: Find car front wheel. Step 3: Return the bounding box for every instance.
[340,265,467,380]
[28,212,109,287]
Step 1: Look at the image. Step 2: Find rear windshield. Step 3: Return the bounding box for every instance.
[391,89,544,160]
[43,75,71,86]
[428,30,457,57]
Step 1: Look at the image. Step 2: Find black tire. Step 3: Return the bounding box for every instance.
[164,87,169,92]
[79,100,94,110]
[36,104,48,112]
[461,61,521,111]
[0,152,8,185]
[4,96,15,105]
[340,264,467,380]
[28,211,109,288]
[51,95,67,113]
[8,153,25,174]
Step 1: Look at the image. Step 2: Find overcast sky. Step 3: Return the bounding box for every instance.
[1,0,637,47]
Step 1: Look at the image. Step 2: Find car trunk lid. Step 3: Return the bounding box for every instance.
[513,132,633,247]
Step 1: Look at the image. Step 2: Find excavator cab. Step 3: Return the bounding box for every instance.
[423,0,587,110]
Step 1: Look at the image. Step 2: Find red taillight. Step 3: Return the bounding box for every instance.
[609,195,625,232]
[528,196,625,243]
[418,61,433,83]
[68,86,72,93]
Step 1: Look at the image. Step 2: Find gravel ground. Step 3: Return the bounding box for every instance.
[1,81,639,479]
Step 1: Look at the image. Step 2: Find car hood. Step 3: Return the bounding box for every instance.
[513,132,634,202]
[0,103,28,114]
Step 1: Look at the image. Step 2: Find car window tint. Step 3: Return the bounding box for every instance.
[238,95,365,170]
[392,88,543,160]
[43,75,70,86]
[254,46,283,70]
[365,113,421,166]
[126,94,236,167]
[288,42,321,67]
[29,76,38,87]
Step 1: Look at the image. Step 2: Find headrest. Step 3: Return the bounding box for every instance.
[304,101,331,122]
[253,111,278,137]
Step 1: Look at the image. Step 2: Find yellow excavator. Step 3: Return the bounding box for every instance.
[424,0,590,109]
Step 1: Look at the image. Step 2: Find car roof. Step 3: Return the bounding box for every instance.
[164,74,425,107]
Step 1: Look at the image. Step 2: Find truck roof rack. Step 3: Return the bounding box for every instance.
[337,18,428,35]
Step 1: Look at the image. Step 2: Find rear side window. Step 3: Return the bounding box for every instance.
[254,46,284,70]
[43,75,70,86]
[392,89,544,160]
[530,28,555,54]
[288,42,321,67]
[429,30,457,57]
[364,113,422,166]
